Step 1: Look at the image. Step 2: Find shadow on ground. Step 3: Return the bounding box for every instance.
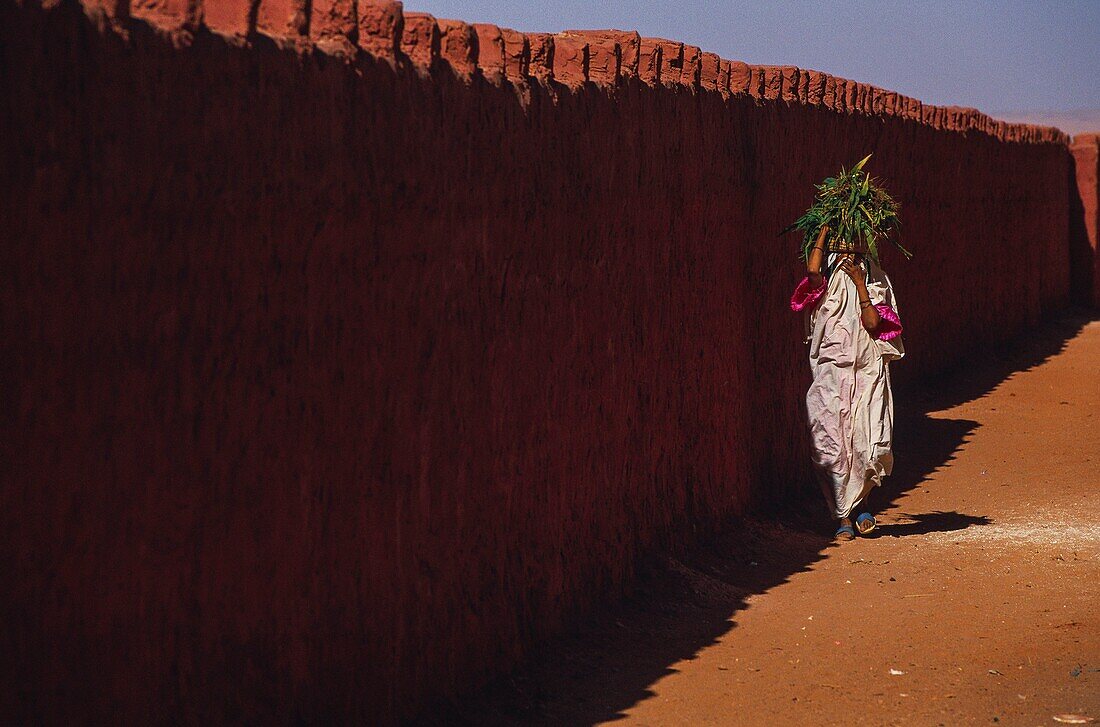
[874,511,993,537]
[408,309,1095,726]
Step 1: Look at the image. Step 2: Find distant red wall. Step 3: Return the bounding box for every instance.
[1070,134,1100,306]
[0,0,1084,722]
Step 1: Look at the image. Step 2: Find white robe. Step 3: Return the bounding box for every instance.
[802,253,905,519]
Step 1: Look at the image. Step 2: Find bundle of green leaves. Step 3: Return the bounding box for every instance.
[780,153,911,264]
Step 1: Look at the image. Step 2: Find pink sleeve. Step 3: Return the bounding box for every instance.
[873,304,903,340]
[790,274,827,312]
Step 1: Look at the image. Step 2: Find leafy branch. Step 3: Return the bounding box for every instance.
[778,153,911,264]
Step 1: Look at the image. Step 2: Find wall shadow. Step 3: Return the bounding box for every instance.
[410,308,1095,725]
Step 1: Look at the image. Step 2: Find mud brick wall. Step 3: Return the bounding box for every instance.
[0,0,1087,722]
[1070,134,1100,306]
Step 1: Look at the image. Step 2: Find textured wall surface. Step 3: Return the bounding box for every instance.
[1070,134,1100,306]
[0,0,1086,722]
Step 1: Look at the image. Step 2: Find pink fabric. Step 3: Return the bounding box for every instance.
[790,274,827,311]
[873,303,902,341]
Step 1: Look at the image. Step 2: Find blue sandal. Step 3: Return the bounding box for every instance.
[835,524,856,540]
[855,512,877,535]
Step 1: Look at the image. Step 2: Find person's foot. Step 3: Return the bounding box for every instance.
[835,517,856,541]
[854,512,877,535]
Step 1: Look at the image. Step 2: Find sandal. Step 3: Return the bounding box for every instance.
[855,512,877,535]
[835,524,856,541]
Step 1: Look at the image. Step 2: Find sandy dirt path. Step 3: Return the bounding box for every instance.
[426,314,1099,727]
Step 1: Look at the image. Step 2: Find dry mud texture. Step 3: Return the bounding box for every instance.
[428,314,1100,726]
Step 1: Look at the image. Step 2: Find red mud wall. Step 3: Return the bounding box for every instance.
[0,0,1083,722]
[1070,134,1100,306]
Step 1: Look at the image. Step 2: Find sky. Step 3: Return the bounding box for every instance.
[407,0,1099,117]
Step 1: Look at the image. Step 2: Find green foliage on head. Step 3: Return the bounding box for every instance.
[779,153,911,264]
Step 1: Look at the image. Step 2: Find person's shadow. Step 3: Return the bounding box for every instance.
[412,311,1092,726]
[875,511,992,537]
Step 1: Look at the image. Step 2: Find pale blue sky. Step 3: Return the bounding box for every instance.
[408,0,1099,113]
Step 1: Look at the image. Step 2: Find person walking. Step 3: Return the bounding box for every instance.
[790,224,905,540]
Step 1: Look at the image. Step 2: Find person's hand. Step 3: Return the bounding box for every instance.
[837,254,866,287]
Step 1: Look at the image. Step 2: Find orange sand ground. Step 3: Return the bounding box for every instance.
[424,312,1099,726]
